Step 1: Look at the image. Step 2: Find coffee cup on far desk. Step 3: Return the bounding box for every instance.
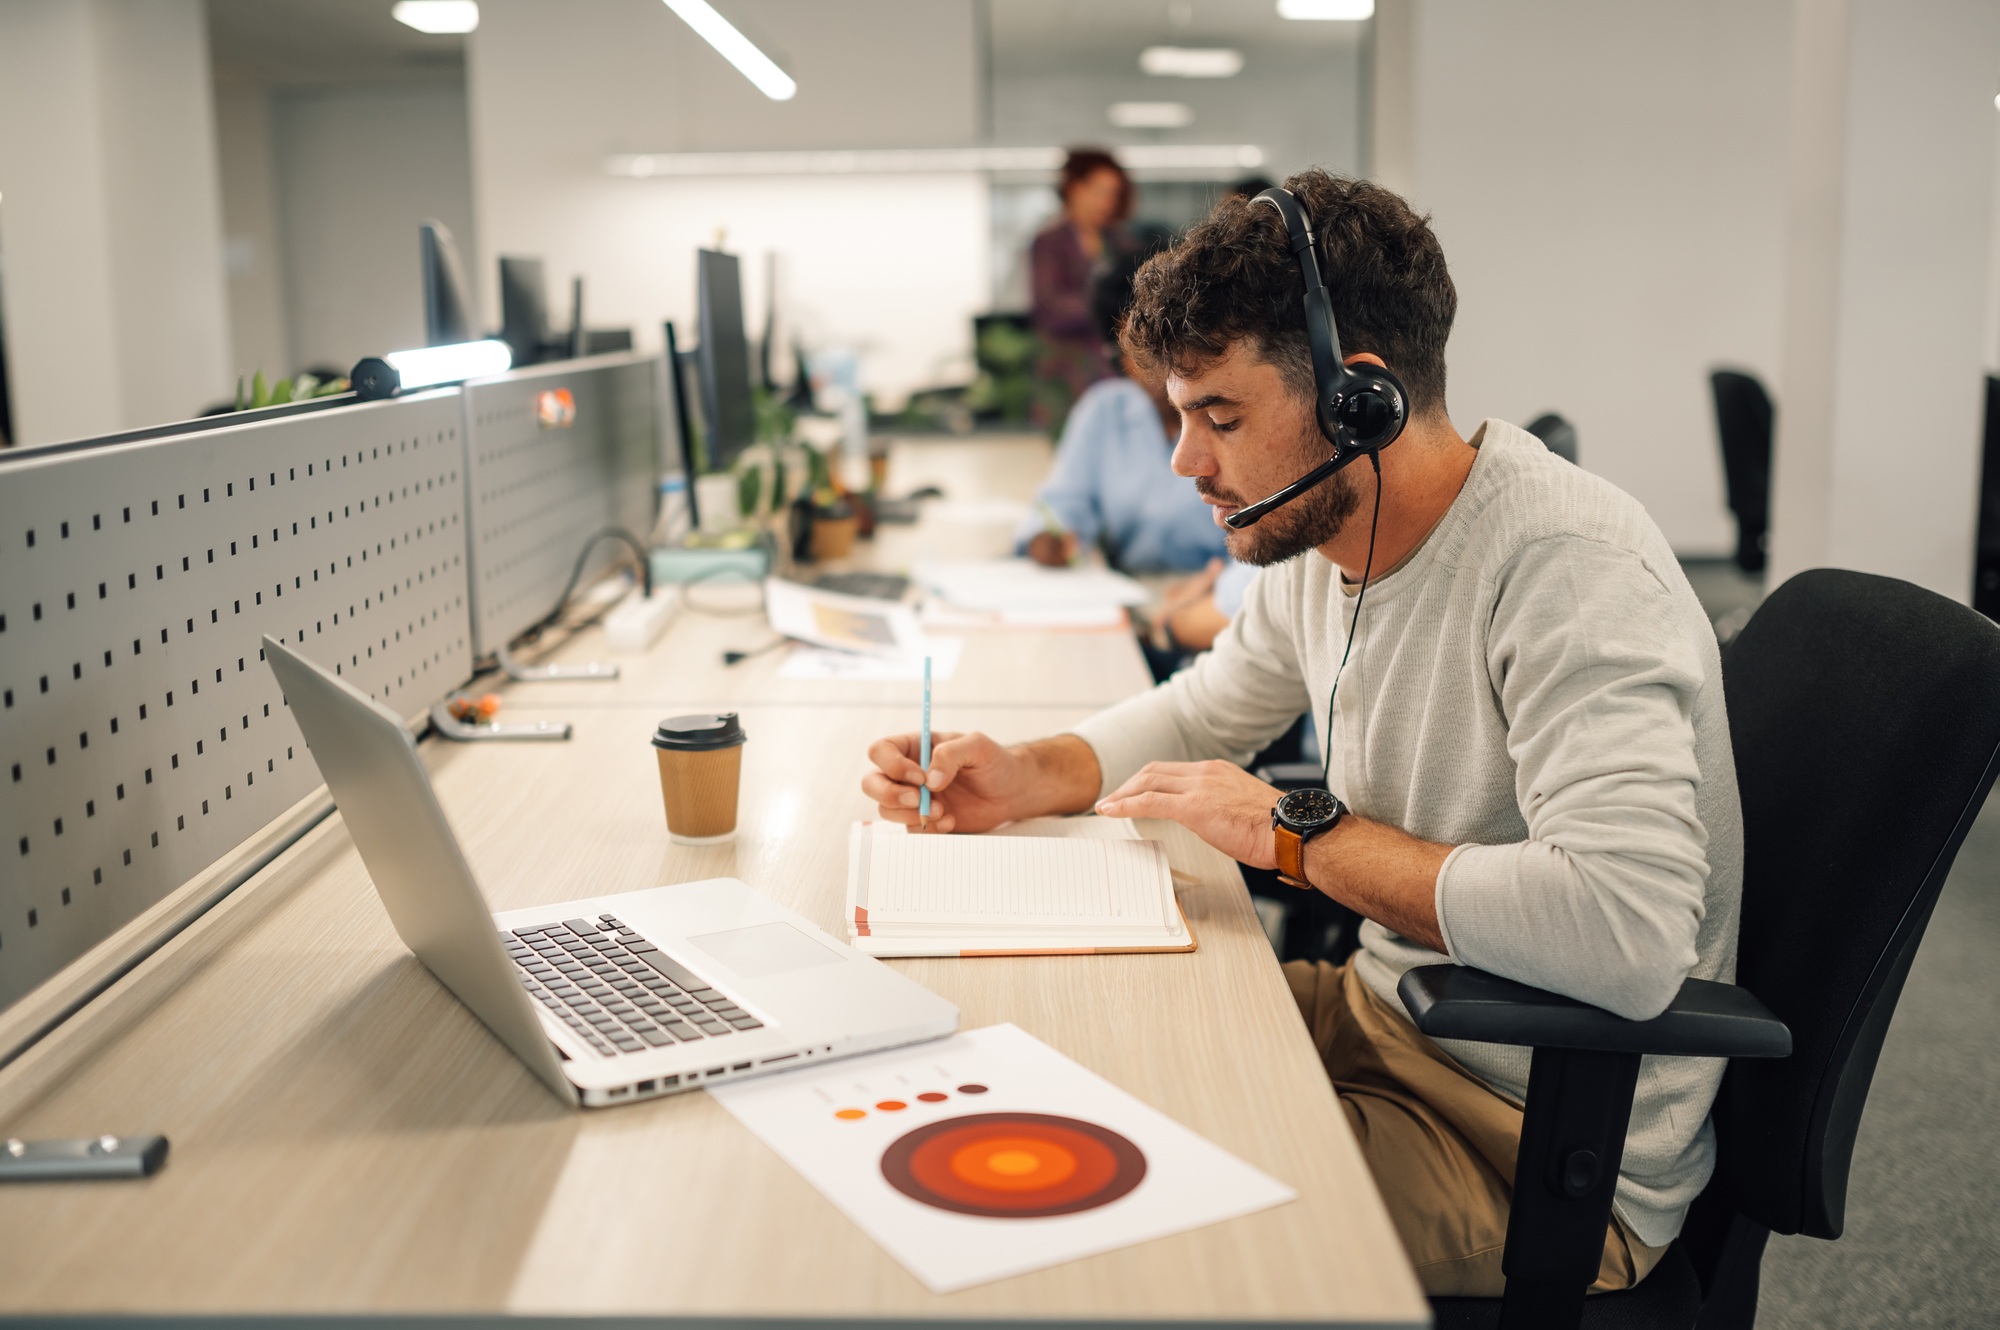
[652,713,746,844]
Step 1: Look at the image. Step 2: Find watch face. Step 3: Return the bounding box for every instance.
[1276,787,1341,831]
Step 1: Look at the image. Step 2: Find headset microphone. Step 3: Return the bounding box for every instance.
[1223,188,1409,531]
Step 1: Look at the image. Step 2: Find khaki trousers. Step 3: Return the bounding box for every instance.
[1284,959,1666,1298]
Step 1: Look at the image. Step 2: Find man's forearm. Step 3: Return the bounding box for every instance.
[1302,815,1452,954]
[1013,734,1103,819]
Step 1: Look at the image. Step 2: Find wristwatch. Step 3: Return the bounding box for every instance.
[1271,788,1346,890]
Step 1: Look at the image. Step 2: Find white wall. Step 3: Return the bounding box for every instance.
[466,0,988,407]
[0,0,232,443]
[213,83,291,385]
[272,83,479,373]
[1767,0,2000,599]
[1395,0,1793,555]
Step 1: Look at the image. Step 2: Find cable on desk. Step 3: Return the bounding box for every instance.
[530,526,654,636]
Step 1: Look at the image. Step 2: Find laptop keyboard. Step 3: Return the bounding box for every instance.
[501,913,763,1059]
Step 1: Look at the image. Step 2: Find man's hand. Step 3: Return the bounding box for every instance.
[1026,530,1079,568]
[1095,759,1279,869]
[862,732,1102,834]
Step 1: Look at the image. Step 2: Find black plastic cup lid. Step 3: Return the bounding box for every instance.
[652,712,746,752]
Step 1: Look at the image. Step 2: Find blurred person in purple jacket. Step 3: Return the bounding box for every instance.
[1029,148,1134,431]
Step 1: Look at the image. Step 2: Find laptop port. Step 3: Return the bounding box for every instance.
[662,1075,679,1087]
[731,1062,751,1072]
[705,1067,726,1077]
[609,1086,629,1098]
[637,1079,656,1093]
[761,1054,797,1064]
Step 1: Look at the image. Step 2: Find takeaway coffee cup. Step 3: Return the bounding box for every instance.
[652,713,747,844]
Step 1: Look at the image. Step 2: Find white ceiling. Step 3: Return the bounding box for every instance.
[207,0,466,89]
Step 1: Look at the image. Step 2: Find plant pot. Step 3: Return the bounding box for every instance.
[811,512,860,562]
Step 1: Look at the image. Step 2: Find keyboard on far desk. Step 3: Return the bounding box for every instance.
[813,571,911,601]
[501,913,762,1058]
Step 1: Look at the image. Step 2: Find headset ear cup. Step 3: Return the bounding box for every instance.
[1340,365,1409,452]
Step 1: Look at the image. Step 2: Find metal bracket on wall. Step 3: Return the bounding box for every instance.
[494,644,618,682]
[428,699,571,743]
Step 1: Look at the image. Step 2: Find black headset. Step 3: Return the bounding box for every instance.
[1223,187,1409,530]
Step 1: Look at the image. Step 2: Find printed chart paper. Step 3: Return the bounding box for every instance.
[708,1024,1295,1292]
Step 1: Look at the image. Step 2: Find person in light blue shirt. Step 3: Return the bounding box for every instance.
[1016,374,1227,571]
[1017,234,1227,573]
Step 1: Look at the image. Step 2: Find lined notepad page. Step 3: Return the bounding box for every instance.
[861,834,1172,928]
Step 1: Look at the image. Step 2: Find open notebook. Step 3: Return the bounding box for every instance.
[845,817,1196,958]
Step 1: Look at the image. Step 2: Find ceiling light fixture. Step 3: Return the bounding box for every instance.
[662,0,796,101]
[1139,46,1243,78]
[1277,0,1375,18]
[391,1,479,34]
[1109,102,1194,129]
[605,144,1265,178]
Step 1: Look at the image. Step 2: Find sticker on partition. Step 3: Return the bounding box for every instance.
[536,388,576,428]
[880,1111,1147,1218]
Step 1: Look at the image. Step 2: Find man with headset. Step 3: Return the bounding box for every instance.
[860,169,1740,1297]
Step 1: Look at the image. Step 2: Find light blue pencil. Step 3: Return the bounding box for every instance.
[919,656,933,829]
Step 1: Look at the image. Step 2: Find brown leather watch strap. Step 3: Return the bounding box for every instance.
[1273,822,1310,889]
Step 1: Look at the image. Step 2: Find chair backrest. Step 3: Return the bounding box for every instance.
[1709,370,1773,526]
[1525,411,1579,465]
[1711,569,2000,1239]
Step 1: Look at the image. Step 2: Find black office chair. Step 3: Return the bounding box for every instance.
[1526,412,1579,466]
[1710,372,1774,575]
[1399,569,2000,1330]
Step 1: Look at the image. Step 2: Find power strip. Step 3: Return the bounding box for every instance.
[604,586,681,652]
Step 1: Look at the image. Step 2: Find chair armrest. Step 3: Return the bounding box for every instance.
[1254,762,1325,792]
[1397,965,1792,1059]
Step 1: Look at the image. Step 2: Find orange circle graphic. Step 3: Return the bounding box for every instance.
[876,1100,908,1111]
[834,1108,867,1120]
[881,1113,1146,1218]
[916,1092,949,1103]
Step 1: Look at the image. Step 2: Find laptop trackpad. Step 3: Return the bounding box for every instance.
[687,922,847,979]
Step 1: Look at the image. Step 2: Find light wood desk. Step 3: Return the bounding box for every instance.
[0,436,1429,1326]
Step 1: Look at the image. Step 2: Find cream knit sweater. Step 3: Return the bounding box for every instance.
[1074,419,1742,1246]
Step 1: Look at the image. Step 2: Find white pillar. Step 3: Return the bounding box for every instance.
[0,0,232,446]
[1767,0,2000,599]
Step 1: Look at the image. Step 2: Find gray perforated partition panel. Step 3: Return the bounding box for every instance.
[0,392,474,1007]
[462,353,661,656]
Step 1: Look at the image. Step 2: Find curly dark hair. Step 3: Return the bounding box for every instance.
[1058,147,1133,221]
[1119,169,1456,418]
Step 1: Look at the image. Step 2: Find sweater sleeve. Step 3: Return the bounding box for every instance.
[1070,560,1313,797]
[1434,537,1711,1020]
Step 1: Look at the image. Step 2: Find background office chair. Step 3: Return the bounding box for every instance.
[1525,411,1579,466]
[1399,568,2000,1329]
[1710,371,1774,575]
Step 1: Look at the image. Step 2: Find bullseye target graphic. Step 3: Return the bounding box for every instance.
[880,1112,1147,1218]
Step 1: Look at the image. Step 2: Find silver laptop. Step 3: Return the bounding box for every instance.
[263,636,958,1107]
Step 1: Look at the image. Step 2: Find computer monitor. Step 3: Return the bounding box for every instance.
[696,248,756,473]
[420,220,474,346]
[499,256,550,367]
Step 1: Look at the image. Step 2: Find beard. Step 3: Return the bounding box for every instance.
[1199,425,1365,567]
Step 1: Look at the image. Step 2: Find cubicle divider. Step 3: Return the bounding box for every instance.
[0,390,477,1008]
[460,352,663,660]
[0,351,669,1020]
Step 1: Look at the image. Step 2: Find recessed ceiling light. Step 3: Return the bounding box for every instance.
[1139,46,1244,78]
[1277,0,1374,18]
[662,0,797,101]
[1109,102,1195,129]
[391,1,479,34]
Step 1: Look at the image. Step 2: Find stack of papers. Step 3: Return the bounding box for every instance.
[846,818,1195,957]
[916,558,1148,629]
